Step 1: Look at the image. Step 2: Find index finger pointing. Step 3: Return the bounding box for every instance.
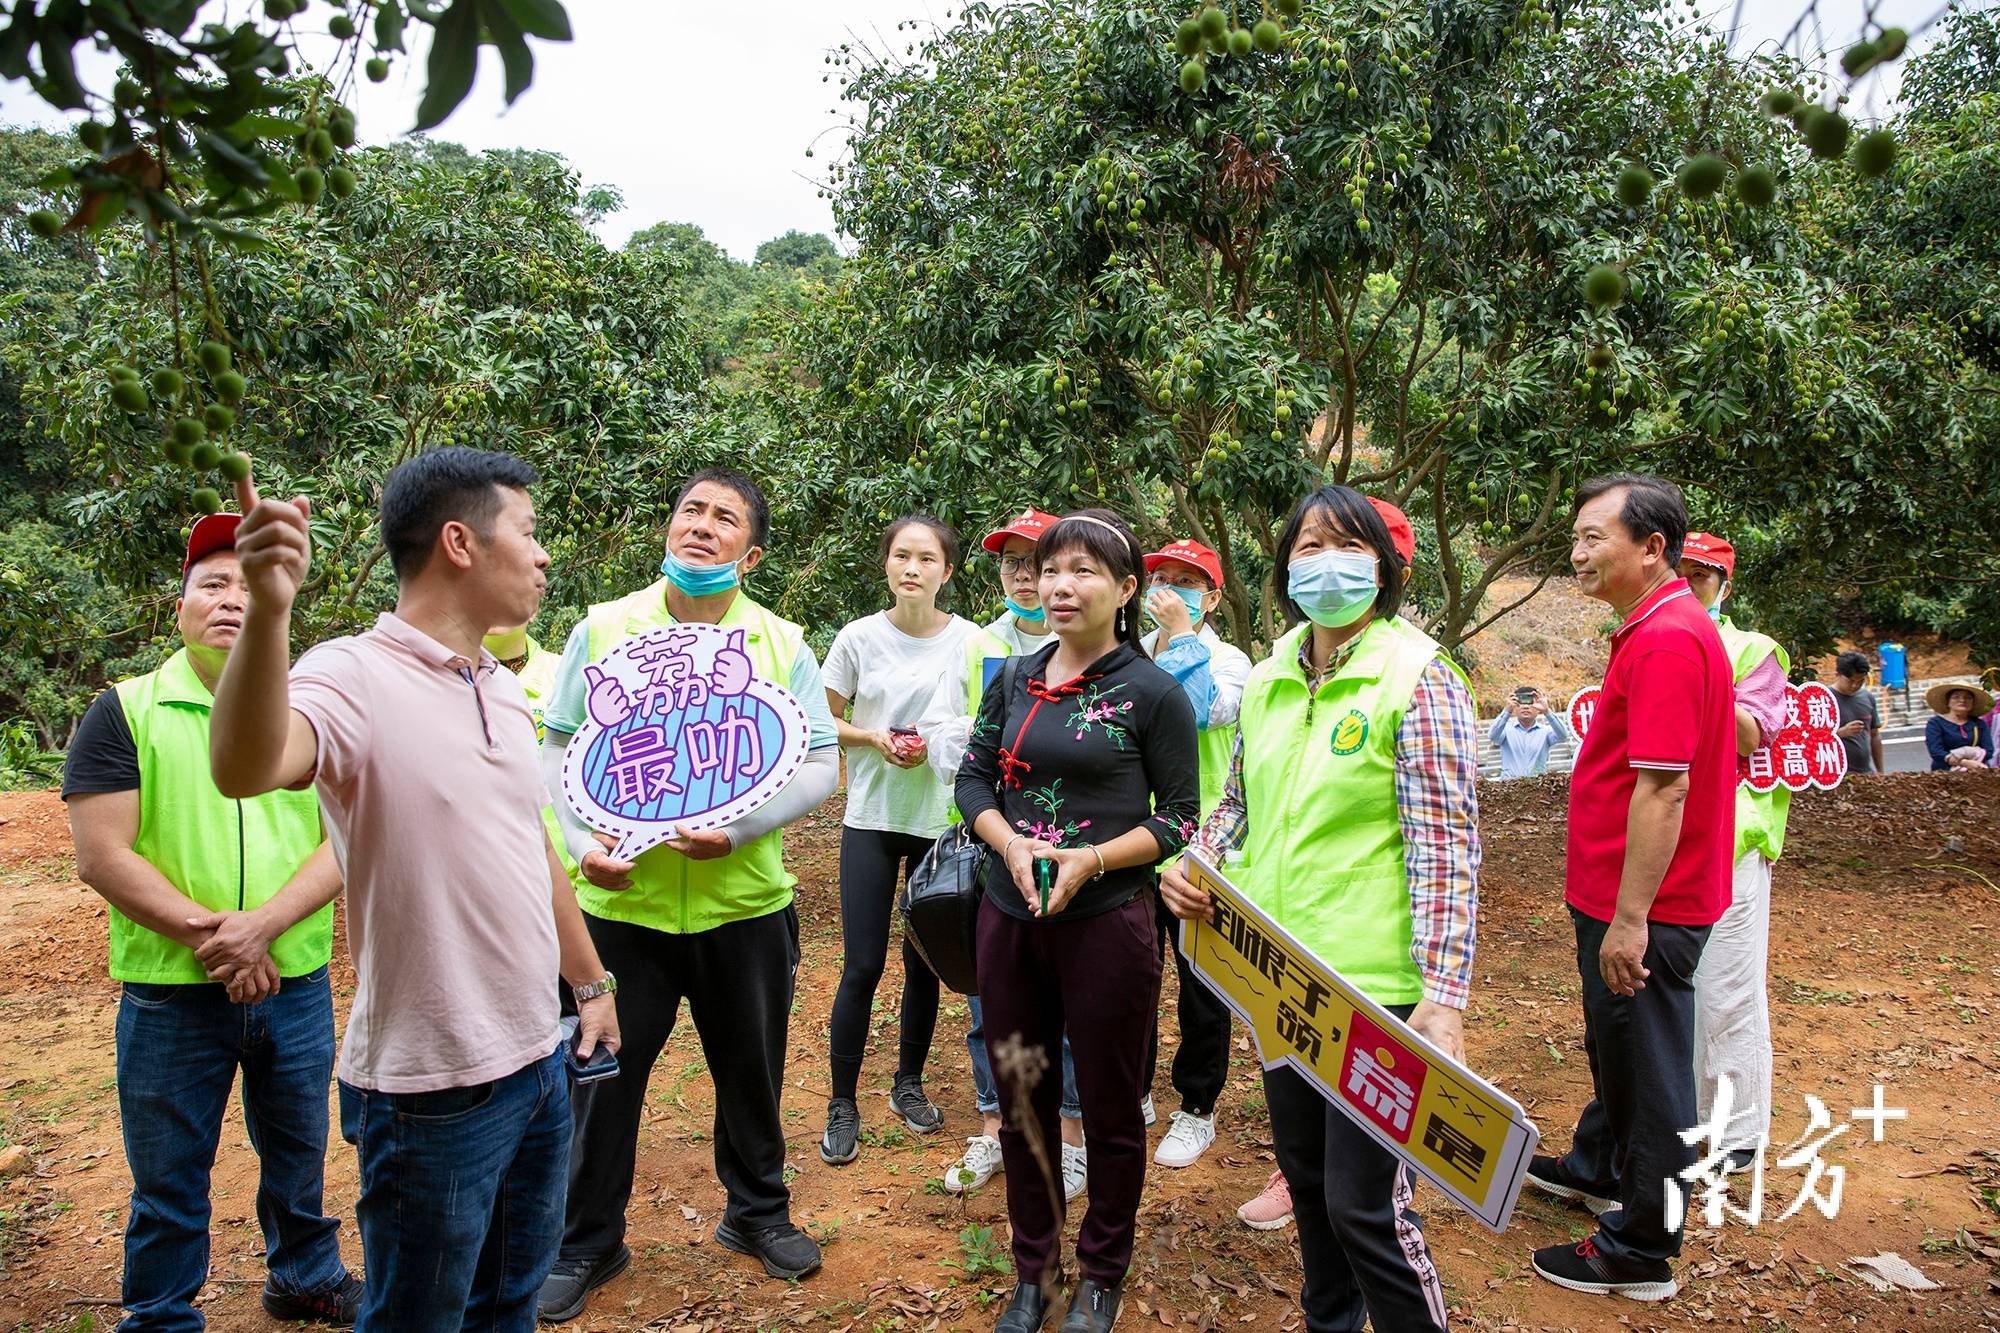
[233,467,259,516]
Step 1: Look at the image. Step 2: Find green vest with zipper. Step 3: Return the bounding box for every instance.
[946,627,1013,826]
[110,648,329,983]
[1719,616,1793,863]
[576,581,804,934]
[1234,618,1439,1006]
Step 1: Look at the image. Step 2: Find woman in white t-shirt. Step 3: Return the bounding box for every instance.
[819,516,984,1166]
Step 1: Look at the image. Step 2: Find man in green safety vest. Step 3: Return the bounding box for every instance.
[536,467,840,1320]
[62,513,360,1329]
[1679,533,1792,1171]
[487,621,580,885]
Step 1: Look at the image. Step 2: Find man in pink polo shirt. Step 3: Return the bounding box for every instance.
[1528,474,1734,1304]
[209,448,621,1332]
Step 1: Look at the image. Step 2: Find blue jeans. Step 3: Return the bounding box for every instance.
[339,1047,570,1333]
[967,994,1080,1119]
[115,966,346,1333]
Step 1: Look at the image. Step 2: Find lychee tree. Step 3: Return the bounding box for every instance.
[8,143,707,647]
[774,0,1964,654]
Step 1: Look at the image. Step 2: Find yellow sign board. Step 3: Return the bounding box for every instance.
[1177,850,1539,1232]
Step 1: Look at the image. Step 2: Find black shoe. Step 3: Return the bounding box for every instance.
[1723,1147,1759,1175]
[261,1273,363,1326]
[993,1282,1055,1333]
[821,1096,861,1165]
[1531,1238,1678,1302]
[1524,1153,1616,1215]
[714,1219,823,1280]
[535,1245,631,1323]
[1058,1277,1122,1332]
[890,1072,944,1134]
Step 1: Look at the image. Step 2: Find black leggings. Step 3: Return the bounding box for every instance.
[829,825,941,1101]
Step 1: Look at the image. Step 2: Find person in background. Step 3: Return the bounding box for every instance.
[1136,538,1251,1171]
[537,467,840,1317]
[64,512,359,1331]
[819,516,987,1164]
[1925,683,1995,770]
[1489,687,1573,779]
[957,509,1199,1333]
[1162,483,1478,1333]
[1679,533,1791,1173]
[1529,474,1732,1304]
[207,450,621,1332]
[1828,652,1884,775]
[917,507,1088,1205]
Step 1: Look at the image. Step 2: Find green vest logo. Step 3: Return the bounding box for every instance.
[1330,709,1370,755]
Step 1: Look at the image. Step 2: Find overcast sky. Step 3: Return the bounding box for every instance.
[0,0,1941,261]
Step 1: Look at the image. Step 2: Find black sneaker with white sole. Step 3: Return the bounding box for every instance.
[714,1219,823,1279]
[1524,1153,1617,1215]
[535,1245,631,1323]
[1531,1238,1678,1302]
[820,1096,861,1165]
[890,1072,943,1133]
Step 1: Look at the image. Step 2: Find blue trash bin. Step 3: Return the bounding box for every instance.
[1879,642,1907,690]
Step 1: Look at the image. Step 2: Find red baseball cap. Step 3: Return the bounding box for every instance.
[1143,538,1223,588]
[982,507,1060,554]
[1367,497,1417,567]
[1681,532,1735,578]
[182,512,241,575]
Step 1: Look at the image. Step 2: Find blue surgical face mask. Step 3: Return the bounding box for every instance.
[1144,583,1206,629]
[1288,549,1378,628]
[1003,596,1046,624]
[661,548,741,597]
[1705,601,1723,623]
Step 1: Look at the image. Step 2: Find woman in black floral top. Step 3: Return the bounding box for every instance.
[956,509,1199,1333]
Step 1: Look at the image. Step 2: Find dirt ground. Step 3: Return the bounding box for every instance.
[2,774,1998,1333]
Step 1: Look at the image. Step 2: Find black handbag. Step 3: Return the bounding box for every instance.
[901,657,1019,995]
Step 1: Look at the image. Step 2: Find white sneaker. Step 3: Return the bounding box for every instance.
[943,1135,1004,1194]
[1140,1094,1156,1126]
[1061,1142,1087,1202]
[1153,1110,1217,1168]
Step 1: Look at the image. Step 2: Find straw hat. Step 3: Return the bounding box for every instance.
[1925,682,1994,716]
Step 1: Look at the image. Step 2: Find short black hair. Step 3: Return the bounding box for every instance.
[674,466,770,549]
[880,514,960,571]
[379,447,538,582]
[1271,485,1405,625]
[1573,473,1688,568]
[1033,507,1146,649]
[1836,651,1871,679]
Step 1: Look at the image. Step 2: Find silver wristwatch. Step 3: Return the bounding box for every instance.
[573,972,618,1003]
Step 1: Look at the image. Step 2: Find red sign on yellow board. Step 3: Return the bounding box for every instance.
[1177,850,1539,1231]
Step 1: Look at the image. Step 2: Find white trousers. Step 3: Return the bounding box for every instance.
[1692,850,1773,1153]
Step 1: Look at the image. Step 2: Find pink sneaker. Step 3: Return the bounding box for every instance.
[1237,1169,1294,1230]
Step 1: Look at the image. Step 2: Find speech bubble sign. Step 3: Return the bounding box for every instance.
[1569,680,1847,792]
[558,623,810,862]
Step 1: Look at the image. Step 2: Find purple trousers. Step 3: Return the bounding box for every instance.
[975,890,1162,1286]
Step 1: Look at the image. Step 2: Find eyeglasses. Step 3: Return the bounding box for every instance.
[999,556,1035,576]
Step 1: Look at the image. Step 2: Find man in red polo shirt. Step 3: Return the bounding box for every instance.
[1528,474,1734,1303]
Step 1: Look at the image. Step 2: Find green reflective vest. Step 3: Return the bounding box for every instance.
[505,635,579,883]
[1719,616,1792,863]
[110,648,329,983]
[1235,618,1440,1006]
[947,627,1014,826]
[576,581,805,934]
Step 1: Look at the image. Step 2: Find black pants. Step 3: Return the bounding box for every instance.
[829,826,940,1101]
[560,906,800,1259]
[1141,894,1232,1116]
[1560,906,1711,1264]
[1266,1007,1448,1333]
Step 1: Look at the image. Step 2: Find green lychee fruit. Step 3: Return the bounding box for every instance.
[193,486,222,514]
[305,128,335,162]
[1840,39,1878,76]
[1175,19,1202,55]
[219,452,252,483]
[296,166,325,205]
[1803,107,1850,159]
[191,441,222,471]
[214,371,247,404]
[1252,19,1280,52]
[1876,27,1907,61]
[1198,7,1227,41]
[1677,153,1728,199]
[1760,88,1800,117]
[77,121,108,153]
[172,417,207,449]
[1735,165,1777,207]
[26,209,60,238]
[366,57,389,82]
[1585,345,1616,370]
[327,165,357,199]
[198,341,231,376]
[1227,27,1252,56]
[111,380,149,412]
[1582,264,1626,309]
[1615,164,1654,207]
[151,368,183,397]
[1851,128,1897,177]
[328,13,355,39]
[1180,59,1206,94]
[204,403,237,432]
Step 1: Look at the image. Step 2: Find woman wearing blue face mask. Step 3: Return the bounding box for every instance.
[1159,485,1482,1333]
[1136,539,1253,1170]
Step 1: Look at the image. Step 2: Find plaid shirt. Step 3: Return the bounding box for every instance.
[1198,639,1481,1009]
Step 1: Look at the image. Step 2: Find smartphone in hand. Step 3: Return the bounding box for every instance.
[559,1015,620,1084]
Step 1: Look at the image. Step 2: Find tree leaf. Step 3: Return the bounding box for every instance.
[483,2,535,105]
[494,0,571,42]
[374,0,406,53]
[412,0,479,133]
[34,32,88,110]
